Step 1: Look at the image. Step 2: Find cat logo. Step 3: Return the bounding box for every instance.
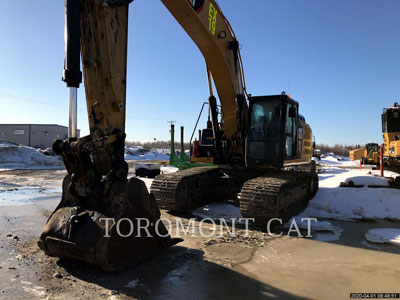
[187,0,204,13]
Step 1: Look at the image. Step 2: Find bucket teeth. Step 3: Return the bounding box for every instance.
[38,175,181,272]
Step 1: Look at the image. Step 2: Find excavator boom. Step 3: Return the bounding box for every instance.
[161,0,247,144]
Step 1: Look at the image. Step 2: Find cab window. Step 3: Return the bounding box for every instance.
[285,103,297,158]
[248,100,282,160]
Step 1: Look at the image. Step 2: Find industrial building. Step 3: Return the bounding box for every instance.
[0,124,80,149]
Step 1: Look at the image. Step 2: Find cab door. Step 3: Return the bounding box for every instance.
[284,102,298,159]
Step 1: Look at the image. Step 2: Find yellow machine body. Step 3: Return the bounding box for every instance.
[350,148,366,161]
[382,103,400,160]
[384,132,400,158]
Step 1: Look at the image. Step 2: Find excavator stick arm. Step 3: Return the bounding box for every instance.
[38,0,180,272]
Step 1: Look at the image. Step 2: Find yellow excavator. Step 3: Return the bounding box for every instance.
[39,0,318,271]
[382,102,400,171]
[150,0,317,220]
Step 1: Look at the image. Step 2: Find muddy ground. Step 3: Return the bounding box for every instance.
[0,169,399,300]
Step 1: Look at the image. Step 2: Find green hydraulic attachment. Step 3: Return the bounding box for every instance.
[169,124,212,169]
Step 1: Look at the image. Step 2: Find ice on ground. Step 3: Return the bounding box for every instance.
[365,228,400,247]
[162,266,189,286]
[313,231,343,242]
[0,140,63,170]
[284,217,343,241]
[192,203,242,222]
[344,176,389,187]
[284,217,341,233]
[0,186,39,206]
[361,240,382,250]
[0,185,61,206]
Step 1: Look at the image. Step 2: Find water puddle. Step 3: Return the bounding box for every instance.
[0,183,61,206]
[313,230,342,242]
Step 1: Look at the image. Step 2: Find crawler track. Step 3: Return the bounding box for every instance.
[151,167,250,211]
[240,171,318,224]
[151,167,318,224]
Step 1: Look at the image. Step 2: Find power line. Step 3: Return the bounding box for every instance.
[0,92,66,108]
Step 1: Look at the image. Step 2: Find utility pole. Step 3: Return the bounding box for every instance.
[168,121,176,156]
[168,121,176,142]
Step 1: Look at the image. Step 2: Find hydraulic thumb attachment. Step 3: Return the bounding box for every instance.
[38,0,180,271]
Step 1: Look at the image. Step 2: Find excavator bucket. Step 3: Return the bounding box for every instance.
[38,175,181,272]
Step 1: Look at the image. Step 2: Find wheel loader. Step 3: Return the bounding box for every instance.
[349,143,380,165]
[349,143,379,165]
[362,143,380,165]
[39,0,318,271]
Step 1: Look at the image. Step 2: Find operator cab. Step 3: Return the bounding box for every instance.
[382,103,400,133]
[365,143,379,155]
[246,93,299,168]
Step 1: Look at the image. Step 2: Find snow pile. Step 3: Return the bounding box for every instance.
[344,176,389,187]
[317,153,359,167]
[299,168,400,221]
[365,228,400,247]
[0,140,63,170]
[124,146,171,161]
[305,188,400,220]
[125,151,169,161]
[322,152,343,160]
[125,150,169,161]
[161,165,179,174]
[153,148,170,154]
[125,146,144,156]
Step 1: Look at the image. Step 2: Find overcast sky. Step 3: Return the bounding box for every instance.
[0,0,399,145]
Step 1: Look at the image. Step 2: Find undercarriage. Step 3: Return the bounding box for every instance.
[151,166,318,224]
